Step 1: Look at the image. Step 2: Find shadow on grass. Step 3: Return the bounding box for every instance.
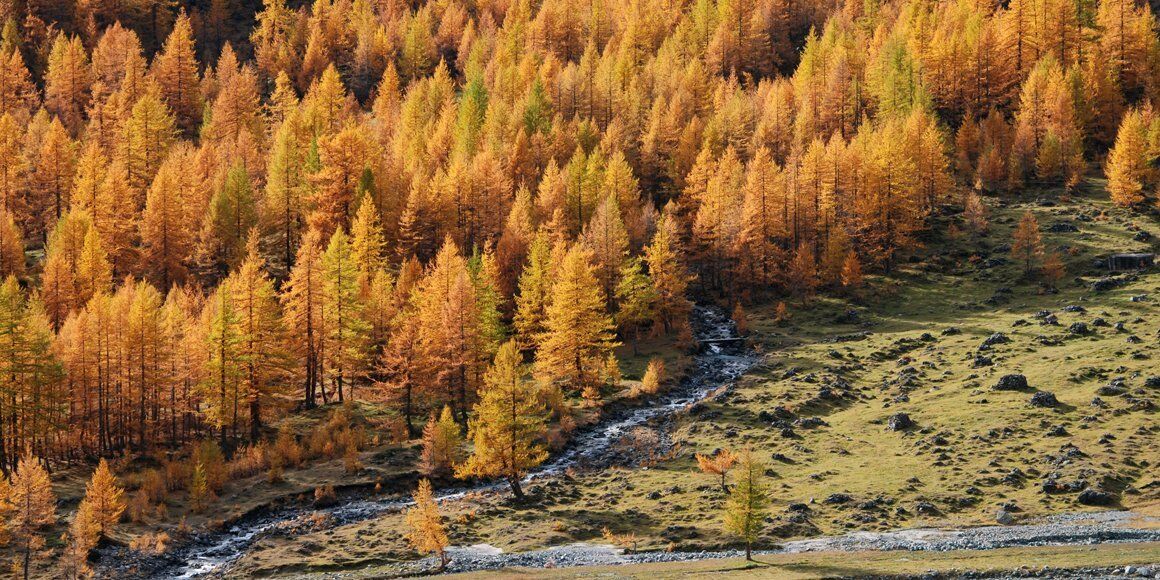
[706,557,882,577]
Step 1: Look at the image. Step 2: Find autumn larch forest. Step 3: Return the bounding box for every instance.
[0,0,1155,575]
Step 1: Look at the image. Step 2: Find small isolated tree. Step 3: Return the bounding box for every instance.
[601,526,640,553]
[601,353,621,391]
[963,191,989,235]
[1041,251,1065,289]
[188,461,213,513]
[61,506,98,580]
[80,459,125,539]
[457,340,548,499]
[840,251,864,292]
[1011,211,1044,275]
[404,479,449,569]
[786,244,817,304]
[420,406,462,478]
[638,358,665,396]
[725,448,769,561]
[773,301,790,325]
[10,453,55,580]
[731,303,748,335]
[695,448,737,493]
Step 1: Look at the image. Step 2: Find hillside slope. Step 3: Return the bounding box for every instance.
[222,180,1158,576]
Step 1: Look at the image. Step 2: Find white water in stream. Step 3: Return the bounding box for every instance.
[114,305,754,579]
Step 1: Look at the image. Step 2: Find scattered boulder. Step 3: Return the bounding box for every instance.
[981,333,1011,349]
[995,509,1015,525]
[1002,469,1026,485]
[824,493,851,505]
[973,356,993,367]
[758,406,795,423]
[1098,379,1128,396]
[994,374,1030,391]
[1076,488,1116,506]
[914,501,939,515]
[1029,391,1059,407]
[1090,278,1122,293]
[1092,317,1109,327]
[795,417,828,429]
[1062,305,1087,313]
[887,413,914,431]
[1048,222,1079,233]
[1068,322,1090,335]
[835,309,864,324]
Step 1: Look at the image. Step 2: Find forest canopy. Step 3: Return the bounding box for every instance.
[0,0,1155,470]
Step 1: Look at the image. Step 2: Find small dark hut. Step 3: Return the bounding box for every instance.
[1106,253,1155,271]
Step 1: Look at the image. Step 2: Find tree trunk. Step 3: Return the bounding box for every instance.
[250,398,261,442]
[23,537,30,580]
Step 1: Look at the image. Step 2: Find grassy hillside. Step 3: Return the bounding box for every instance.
[227,180,1158,576]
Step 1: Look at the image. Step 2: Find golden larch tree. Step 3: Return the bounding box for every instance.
[696,448,737,493]
[513,232,555,349]
[151,13,203,135]
[1106,109,1152,207]
[284,229,327,407]
[420,406,463,478]
[404,479,449,569]
[230,234,288,441]
[44,35,91,133]
[724,448,769,561]
[0,211,23,279]
[10,453,55,580]
[1011,211,1044,275]
[78,458,125,539]
[457,340,547,499]
[322,228,370,402]
[643,210,693,334]
[535,245,618,396]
